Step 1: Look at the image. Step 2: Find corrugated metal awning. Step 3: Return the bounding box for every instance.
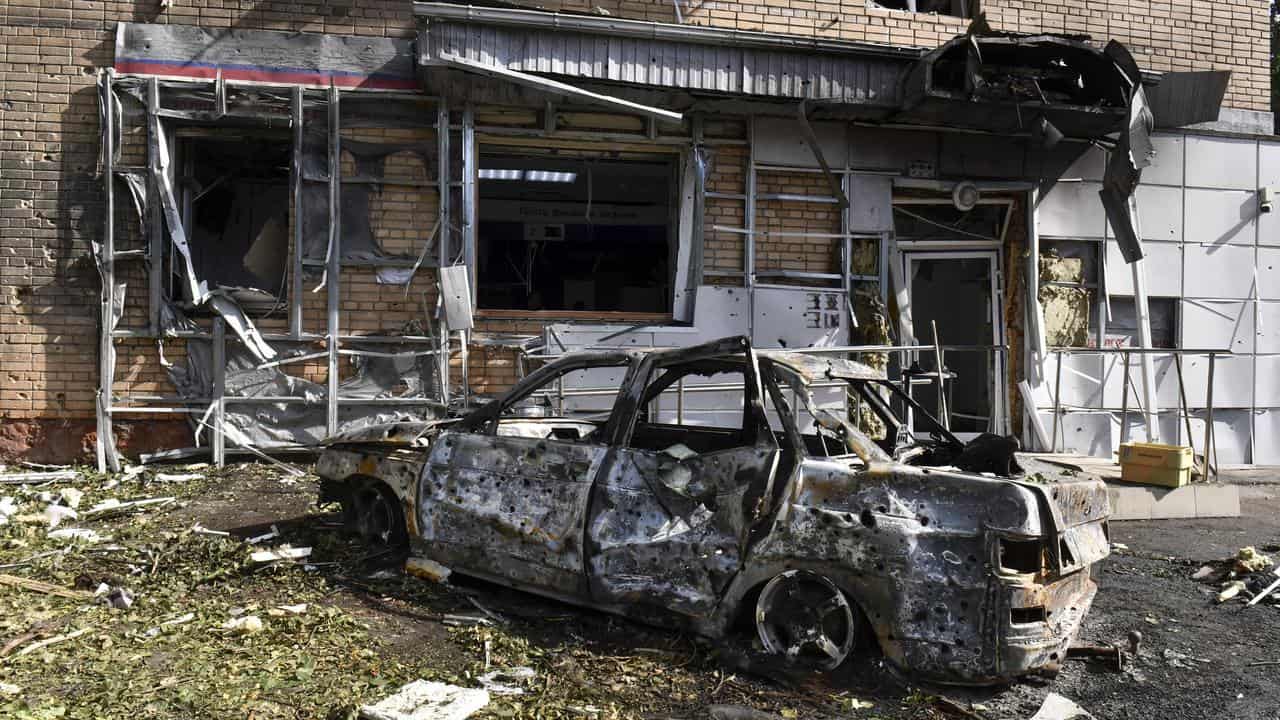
[415,2,912,108]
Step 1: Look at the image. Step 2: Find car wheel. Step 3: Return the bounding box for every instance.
[350,481,407,548]
[754,570,858,671]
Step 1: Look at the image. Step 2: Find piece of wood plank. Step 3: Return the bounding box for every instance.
[0,574,91,600]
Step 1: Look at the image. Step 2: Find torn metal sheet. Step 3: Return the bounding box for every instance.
[316,336,1110,684]
[165,312,443,448]
[114,23,417,91]
[420,51,683,125]
[1098,40,1154,264]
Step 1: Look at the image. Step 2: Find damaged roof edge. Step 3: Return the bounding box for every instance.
[413,1,924,60]
[414,2,1164,85]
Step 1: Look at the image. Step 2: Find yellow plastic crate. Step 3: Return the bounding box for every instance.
[1118,442,1193,488]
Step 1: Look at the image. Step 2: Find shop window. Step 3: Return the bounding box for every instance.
[476,152,674,314]
[871,0,972,18]
[1106,297,1178,349]
[180,137,291,304]
[1039,240,1100,347]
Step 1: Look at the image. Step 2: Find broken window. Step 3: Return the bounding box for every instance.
[893,202,1010,243]
[1039,239,1100,347]
[1106,297,1178,349]
[476,151,676,314]
[870,0,972,19]
[179,136,291,307]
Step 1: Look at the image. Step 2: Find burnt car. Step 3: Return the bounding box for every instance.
[316,336,1110,684]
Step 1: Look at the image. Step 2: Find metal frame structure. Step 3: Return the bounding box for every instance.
[95,73,451,470]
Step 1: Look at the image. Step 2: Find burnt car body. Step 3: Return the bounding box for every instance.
[317,336,1110,684]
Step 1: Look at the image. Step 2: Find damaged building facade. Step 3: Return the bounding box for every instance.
[0,0,1274,466]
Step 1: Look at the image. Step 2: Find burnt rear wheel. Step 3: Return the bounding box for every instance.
[346,480,407,548]
[754,570,858,671]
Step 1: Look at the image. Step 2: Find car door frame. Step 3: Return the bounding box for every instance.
[416,349,644,600]
[583,336,783,617]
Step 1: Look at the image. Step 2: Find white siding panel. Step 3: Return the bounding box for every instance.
[1254,355,1280,407]
[1185,135,1257,190]
[1253,410,1280,463]
[1259,247,1280,300]
[1180,300,1254,354]
[1142,134,1185,187]
[1183,243,1257,299]
[1038,181,1106,239]
[1179,353,1255,408]
[1184,188,1257,246]
[1256,301,1280,353]
[1106,240,1181,296]
[1134,184,1183,241]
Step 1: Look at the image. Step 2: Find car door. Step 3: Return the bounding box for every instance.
[585,346,780,618]
[416,356,632,599]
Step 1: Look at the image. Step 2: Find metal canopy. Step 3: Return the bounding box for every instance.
[420,51,683,123]
[897,34,1134,139]
[415,3,909,108]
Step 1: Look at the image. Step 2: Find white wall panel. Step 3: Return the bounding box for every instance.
[1038,411,1115,457]
[1253,410,1280,464]
[1133,185,1183,241]
[1117,412,1183,447]
[1041,354,1104,408]
[1180,300,1254,353]
[1186,135,1257,190]
[1178,353,1255,408]
[1260,202,1280,246]
[1188,410,1252,464]
[690,286,750,339]
[1254,355,1280,407]
[1100,354,1182,409]
[847,175,893,232]
[1258,140,1280,187]
[1183,243,1257,299]
[1142,134,1185,187]
[1038,181,1106,238]
[1105,240,1181,296]
[1184,188,1257,245]
[751,286,848,349]
[1259,247,1280,300]
[1256,301,1280,353]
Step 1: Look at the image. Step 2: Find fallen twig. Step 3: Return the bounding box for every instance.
[0,573,91,600]
[9,628,90,659]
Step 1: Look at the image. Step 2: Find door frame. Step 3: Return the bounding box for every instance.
[900,249,1007,439]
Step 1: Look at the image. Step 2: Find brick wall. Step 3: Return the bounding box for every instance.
[518,0,1271,112]
[0,1,418,458]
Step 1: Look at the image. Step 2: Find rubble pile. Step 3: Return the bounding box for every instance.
[1195,546,1280,607]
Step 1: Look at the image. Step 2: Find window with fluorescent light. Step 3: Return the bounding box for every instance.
[476,151,676,314]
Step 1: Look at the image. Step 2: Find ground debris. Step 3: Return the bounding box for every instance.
[360,680,490,720]
[0,573,90,600]
[1029,693,1093,720]
[1235,546,1273,574]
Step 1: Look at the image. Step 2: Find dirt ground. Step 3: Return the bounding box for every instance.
[3,465,1279,719]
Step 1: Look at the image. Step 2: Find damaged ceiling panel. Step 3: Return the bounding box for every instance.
[898,34,1134,137]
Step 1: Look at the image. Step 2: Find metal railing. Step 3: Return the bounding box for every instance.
[1047,347,1230,481]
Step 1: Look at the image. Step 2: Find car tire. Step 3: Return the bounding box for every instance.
[754,570,860,671]
[348,479,408,549]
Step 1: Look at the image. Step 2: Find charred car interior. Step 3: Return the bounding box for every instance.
[317,336,1111,684]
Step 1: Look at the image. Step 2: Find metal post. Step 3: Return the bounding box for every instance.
[290,87,304,339]
[1174,353,1195,457]
[325,83,341,436]
[146,77,162,335]
[95,70,119,473]
[932,320,948,430]
[212,317,226,468]
[437,99,451,405]
[744,116,756,341]
[462,104,477,301]
[677,377,685,424]
[1119,350,1131,447]
[1050,351,1064,453]
[1131,257,1159,441]
[1205,352,1217,480]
